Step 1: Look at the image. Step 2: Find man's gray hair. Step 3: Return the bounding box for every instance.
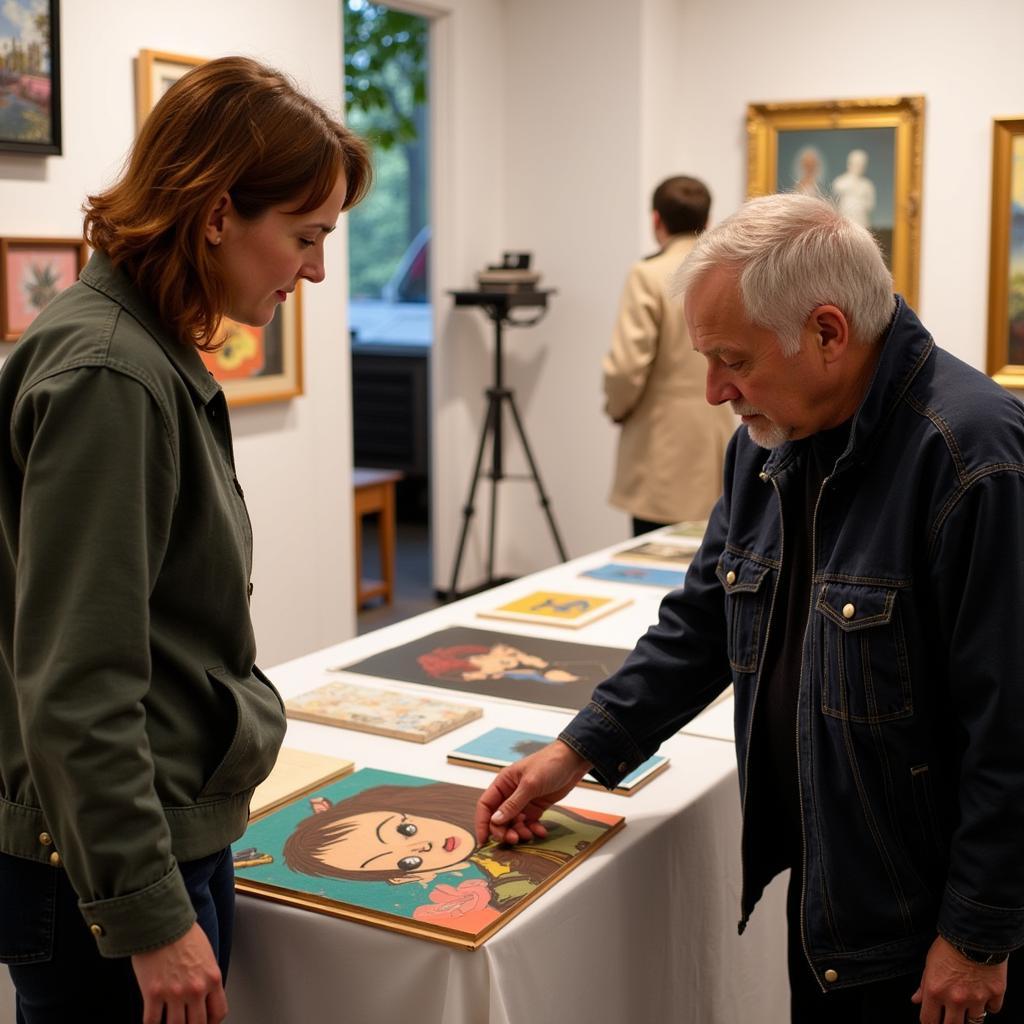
[675,192,894,355]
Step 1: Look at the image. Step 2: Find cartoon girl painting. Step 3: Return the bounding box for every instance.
[281,782,608,928]
[416,643,581,684]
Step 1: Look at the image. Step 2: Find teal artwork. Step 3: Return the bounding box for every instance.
[449,727,669,795]
[234,767,623,948]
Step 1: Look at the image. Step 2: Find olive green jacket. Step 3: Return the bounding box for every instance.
[0,252,286,957]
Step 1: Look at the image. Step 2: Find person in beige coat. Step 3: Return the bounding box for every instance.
[604,176,736,535]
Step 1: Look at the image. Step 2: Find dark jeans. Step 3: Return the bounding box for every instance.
[787,871,1021,1022]
[632,516,667,536]
[1,847,234,1024]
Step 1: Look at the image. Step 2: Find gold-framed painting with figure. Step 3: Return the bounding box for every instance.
[746,96,924,309]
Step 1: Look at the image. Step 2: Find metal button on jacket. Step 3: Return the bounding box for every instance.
[90,924,104,938]
[726,570,737,585]
[38,831,52,846]
[842,603,855,620]
[824,969,839,983]
[48,851,61,867]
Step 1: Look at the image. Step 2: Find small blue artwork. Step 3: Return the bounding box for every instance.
[580,562,686,589]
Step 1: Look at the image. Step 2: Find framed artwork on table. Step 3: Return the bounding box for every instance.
[986,117,1024,390]
[0,0,61,156]
[135,48,203,129]
[476,590,633,630]
[233,767,624,949]
[199,293,305,407]
[334,626,630,713]
[0,237,87,341]
[746,96,925,309]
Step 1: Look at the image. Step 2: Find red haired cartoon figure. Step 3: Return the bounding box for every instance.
[281,782,607,928]
[416,643,580,684]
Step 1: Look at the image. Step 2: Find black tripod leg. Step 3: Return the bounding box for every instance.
[447,393,497,599]
[486,394,502,583]
[505,392,569,562]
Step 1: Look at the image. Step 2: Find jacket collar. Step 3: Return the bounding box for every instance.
[761,297,934,476]
[79,250,221,405]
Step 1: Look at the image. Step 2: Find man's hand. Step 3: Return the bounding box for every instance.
[131,922,228,1024]
[911,935,1006,1023]
[474,740,593,846]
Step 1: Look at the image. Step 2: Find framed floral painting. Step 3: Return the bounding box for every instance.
[0,236,87,341]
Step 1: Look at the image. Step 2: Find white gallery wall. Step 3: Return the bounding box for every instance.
[430,0,1024,589]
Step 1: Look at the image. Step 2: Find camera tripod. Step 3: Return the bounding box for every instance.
[446,289,568,599]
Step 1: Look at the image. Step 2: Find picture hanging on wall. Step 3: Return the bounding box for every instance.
[134,48,203,130]
[0,236,87,341]
[746,96,924,309]
[333,626,630,712]
[986,117,1024,390]
[0,0,61,156]
[233,767,624,949]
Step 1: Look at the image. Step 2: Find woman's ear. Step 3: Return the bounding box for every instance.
[205,192,232,246]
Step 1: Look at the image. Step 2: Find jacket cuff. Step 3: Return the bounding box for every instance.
[78,864,196,958]
[937,882,1024,957]
[559,700,647,790]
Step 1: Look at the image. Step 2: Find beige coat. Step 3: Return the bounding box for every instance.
[604,234,736,524]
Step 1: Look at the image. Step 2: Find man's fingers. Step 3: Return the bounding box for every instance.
[208,986,229,1024]
[142,996,163,1024]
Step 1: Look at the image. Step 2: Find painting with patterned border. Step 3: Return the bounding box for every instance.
[333,626,630,712]
[286,681,482,743]
[476,590,632,630]
[233,768,624,949]
[449,727,669,796]
[580,563,686,589]
[611,541,694,568]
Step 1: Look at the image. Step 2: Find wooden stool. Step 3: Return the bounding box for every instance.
[353,468,403,608]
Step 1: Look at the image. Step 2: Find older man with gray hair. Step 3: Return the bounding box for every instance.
[476,193,1024,1022]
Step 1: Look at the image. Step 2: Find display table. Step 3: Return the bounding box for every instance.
[0,531,789,1024]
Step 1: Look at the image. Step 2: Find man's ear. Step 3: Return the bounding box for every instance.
[204,192,232,246]
[808,305,849,364]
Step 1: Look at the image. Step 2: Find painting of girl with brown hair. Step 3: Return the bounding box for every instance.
[281,781,613,929]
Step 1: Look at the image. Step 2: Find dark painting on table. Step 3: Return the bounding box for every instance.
[334,626,630,712]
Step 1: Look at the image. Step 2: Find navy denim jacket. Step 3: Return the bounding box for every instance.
[562,299,1024,989]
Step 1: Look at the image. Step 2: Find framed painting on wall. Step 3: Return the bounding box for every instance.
[199,296,305,407]
[233,767,624,949]
[135,48,203,130]
[746,96,925,309]
[0,0,61,155]
[986,117,1024,390]
[0,237,87,341]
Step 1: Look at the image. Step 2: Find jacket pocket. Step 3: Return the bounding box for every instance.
[0,852,56,964]
[816,581,912,722]
[716,550,773,674]
[197,666,286,802]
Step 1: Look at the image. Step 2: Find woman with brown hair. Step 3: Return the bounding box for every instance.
[0,56,370,1023]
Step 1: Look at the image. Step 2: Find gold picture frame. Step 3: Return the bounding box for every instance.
[134,48,304,407]
[986,117,1024,390]
[135,49,204,131]
[746,96,925,309]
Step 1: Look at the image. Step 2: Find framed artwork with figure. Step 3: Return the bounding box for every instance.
[746,96,925,310]
[986,117,1024,390]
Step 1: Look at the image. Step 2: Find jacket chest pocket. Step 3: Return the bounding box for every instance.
[716,552,773,674]
[815,582,912,723]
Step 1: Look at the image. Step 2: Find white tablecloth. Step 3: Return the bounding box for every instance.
[2,532,790,1023]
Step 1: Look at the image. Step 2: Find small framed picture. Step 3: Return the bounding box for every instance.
[986,117,1024,390]
[0,0,62,156]
[1,237,88,341]
[135,48,204,129]
[747,96,925,309]
[198,291,305,407]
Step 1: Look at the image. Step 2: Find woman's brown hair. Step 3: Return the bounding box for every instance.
[84,56,371,349]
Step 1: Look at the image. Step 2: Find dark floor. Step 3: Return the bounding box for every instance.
[356,520,443,634]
